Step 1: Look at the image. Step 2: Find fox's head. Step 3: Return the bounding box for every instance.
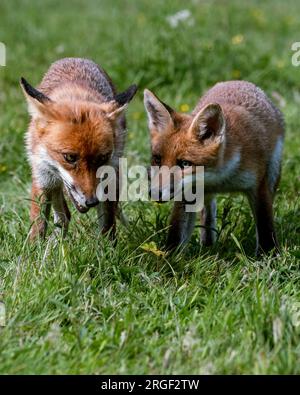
[21,77,137,213]
[143,89,225,201]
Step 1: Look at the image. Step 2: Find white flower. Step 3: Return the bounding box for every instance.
[166,10,194,28]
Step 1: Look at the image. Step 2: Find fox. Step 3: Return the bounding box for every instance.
[144,81,285,254]
[21,57,137,240]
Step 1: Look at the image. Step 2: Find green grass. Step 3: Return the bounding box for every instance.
[0,0,300,374]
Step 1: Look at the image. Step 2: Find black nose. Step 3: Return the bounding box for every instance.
[85,197,99,208]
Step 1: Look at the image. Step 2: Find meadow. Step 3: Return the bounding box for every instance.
[0,0,299,374]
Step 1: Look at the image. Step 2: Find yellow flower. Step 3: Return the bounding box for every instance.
[284,16,295,26]
[180,103,190,112]
[0,164,7,173]
[232,69,241,79]
[251,9,266,24]
[132,111,141,120]
[231,34,244,45]
[137,13,146,26]
[276,60,285,69]
[141,241,166,257]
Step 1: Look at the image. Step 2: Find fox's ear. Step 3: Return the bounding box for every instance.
[143,89,174,133]
[106,84,138,120]
[114,84,138,106]
[189,103,225,143]
[20,77,52,118]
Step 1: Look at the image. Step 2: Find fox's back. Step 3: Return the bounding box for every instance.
[38,58,115,101]
[196,80,284,138]
[193,80,285,190]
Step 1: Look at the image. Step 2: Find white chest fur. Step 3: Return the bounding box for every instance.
[204,150,256,193]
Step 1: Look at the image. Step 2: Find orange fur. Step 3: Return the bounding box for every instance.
[21,57,137,240]
[144,81,285,254]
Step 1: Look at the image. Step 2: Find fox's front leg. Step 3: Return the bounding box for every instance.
[200,195,217,246]
[29,180,51,240]
[166,202,196,250]
[51,188,71,236]
[248,178,278,255]
[97,167,120,240]
[98,201,117,239]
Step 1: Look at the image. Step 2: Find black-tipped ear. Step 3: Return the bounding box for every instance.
[114,84,138,106]
[20,77,50,104]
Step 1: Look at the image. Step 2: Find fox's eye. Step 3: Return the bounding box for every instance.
[92,153,111,167]
[152,154,161,166]
[177,159,192,169]
[63,153,78,164]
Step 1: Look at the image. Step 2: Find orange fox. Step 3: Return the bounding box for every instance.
[144,81,284,254]
[21,57,137,240]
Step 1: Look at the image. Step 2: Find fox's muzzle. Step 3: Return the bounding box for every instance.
[149,165,177,203]
[66,184,99,213]
[85,196,99,208]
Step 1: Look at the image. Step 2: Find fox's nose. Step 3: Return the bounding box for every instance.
[85,196,99,208]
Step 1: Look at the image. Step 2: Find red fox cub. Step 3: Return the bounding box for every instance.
[144,81,284,254]
[21,57,137,240]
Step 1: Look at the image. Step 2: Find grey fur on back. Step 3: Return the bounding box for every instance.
[196,80,285,133]
[39,58,116,101]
